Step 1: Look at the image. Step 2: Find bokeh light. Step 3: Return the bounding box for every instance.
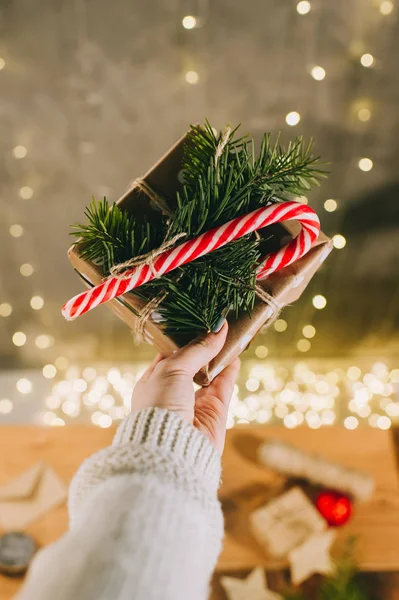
[285,111,301,126]
[312,295,327,309]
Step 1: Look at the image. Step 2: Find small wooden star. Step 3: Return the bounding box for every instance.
[288,530,336,585]
[221,567,283,600]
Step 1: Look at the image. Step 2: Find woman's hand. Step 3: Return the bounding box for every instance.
[131,322,239,453]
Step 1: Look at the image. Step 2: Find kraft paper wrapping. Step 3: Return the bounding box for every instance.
[68,133,332,385]
[250,486,326,557]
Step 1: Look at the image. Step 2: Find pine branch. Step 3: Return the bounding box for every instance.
[71,198,166,273]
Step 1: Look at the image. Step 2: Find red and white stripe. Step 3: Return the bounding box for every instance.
[62,201,320,321]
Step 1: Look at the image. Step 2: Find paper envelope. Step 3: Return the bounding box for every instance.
[0,463,67,531]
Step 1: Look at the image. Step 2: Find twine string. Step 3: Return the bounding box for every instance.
[255,285,282,322]
[132,290,168,342]
[110,232,186,279]
[131,178,173,216]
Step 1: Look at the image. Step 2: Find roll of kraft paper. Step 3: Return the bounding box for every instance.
[258,440,375,502]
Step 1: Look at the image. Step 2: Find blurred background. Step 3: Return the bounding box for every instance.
[0,0,398,430]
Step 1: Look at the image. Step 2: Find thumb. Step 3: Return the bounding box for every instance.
[168,321,228,375]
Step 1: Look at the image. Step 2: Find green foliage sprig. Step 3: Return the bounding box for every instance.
[71,122,326,337]
[282,538,377,600]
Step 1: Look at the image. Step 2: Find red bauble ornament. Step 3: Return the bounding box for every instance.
[315,490,352,527]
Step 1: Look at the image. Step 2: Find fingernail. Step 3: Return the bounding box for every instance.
[212,316,226,333]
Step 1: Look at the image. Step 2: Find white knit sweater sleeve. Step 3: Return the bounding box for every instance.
[18,408,224,600]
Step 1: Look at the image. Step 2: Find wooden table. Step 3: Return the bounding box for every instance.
[1,425,399,599]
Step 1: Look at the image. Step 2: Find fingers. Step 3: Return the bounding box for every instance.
[196,358,240,409]
[194,358,240,453]
[163,321,228,376]
[137,354,164,383]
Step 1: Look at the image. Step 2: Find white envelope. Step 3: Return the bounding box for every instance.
[0,463,67,531]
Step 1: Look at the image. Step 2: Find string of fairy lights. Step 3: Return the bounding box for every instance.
[1,360,397,432]
[0,0,397,428]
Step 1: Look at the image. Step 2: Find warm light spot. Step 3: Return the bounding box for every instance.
[358,157,373,171]
[107,368,120,384]
[246,378,260,392]
[284,413,298,428]
[307,411,321,428]
[13,331,27,346]
[324,199,337,212]
[35,334,54,349]
[296,0,311,14]
[0,58,5,70]
[344,416,359,430]
[46,396,61,409]
[73,378,87,393]
[296,195,308,204]
[302,325,316,338]
[185,70,199,84]
[257,409,272,423]
[52,418,65,427]
[386,402,399,417]
[255,345,268,358]
[312,294,327,309]
[358,405,371,418]
[30,295,44,310]
[275,405,289,419]
[315,381,330,394]
[20,263,34,276]
[391,369,399,383]
[297,339,311,352]
[43,364,57,379]
[380,0,394,14]
[357,107,371,122]
[311,66,326,81]
[12,145,27,159]
[16,378,32,394]
[0,303,12,317]
[42,412,57,425]
[333,234,346,249]
[360,53,374,67]
[83,367,97,381]
[98,414,113,428]
[285,111,301,126]
[0,399,13,414]
[19,186,34,199]
[377,415,391,430]
[274,319,288,332]
[9,224,24,237]
[99,395,115,410]
[182,15,197,29]
[347,366,361,380]
[61,400,77,416]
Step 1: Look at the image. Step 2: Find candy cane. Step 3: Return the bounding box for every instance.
[62,201,320,321]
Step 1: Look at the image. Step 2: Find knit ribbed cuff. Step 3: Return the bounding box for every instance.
[113,408,220,480]
[68,408,221,526]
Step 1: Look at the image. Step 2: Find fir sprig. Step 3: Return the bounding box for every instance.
[71,122,326,336]
[72,198,166,273]
[282,538,374,600]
